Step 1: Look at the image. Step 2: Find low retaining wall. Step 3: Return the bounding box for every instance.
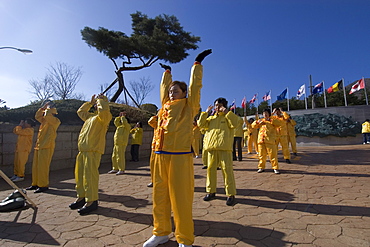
[0,124,153,176]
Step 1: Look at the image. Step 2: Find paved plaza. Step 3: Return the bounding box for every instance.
[0,145,369,246]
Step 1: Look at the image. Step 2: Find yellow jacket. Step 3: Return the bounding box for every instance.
[130,127,143,145]
[113,116,131,146]
[198,111,239,151]
[13,126,34,153]
[287,118,297,137]
[252,118,282,145]
[77,97,112,154]
[34,108,61,150]
[233,117,244,137]
[152,63,202,153]
[271,111,289,136]
[362,121,370,133]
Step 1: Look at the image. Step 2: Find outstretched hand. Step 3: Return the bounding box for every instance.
[195,49,212,63]
[159,63,171,71]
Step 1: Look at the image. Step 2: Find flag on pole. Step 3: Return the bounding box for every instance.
[230,100,236,110]
[327,80,341,93]
[297,84,305,99]
[277,88,287,101]
[262,91,271,101]
[312,82,324,95]
[249,94,257,104]
[241,96,246,108]
[349,78,365,94]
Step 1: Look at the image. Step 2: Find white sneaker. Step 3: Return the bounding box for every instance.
[274,169,280,174]
[10,175,17,181]
[143,235,169,247]
[195,156,199,158]
[108,170,118,174]
[179,244,193,247]
[12,176,24,182]
[257,169,264,173]
[116,170,125,175]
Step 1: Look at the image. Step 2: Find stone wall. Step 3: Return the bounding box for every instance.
[0,124,153,176]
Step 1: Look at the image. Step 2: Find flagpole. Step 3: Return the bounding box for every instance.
[269,90,272,113]
[323,81,327,108]
[287,87,290,111]
[342,78,347,107]
[256,93,259,114]
[363,77,368,105]
[304,84,308,110]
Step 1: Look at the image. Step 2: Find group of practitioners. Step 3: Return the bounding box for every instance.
[9,48,299,247]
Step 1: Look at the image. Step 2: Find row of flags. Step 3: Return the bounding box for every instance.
[229,78,368,111]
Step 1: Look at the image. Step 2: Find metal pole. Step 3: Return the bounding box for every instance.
[342,78,348,106]
[323,81,327,108]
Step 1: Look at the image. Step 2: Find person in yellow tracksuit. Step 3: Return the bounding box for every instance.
[244,116,259,154]
[243,123,249,148]
[143,49,212,247]
[287,115,298,156]
[11,118,36,182]
[271,108,291,163]
[192,121,201,158]
[233,116,244,161]
[26,101,61,193]
[68,94,112,215]
[147,115,159,187]
[109,112,131,175]
[200,127,209,169]
[361,119,370,144]
[198,97,238,207]
[130,122,143,162]
[252,108,282,174]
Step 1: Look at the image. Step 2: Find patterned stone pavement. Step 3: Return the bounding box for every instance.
[0,145,369,246]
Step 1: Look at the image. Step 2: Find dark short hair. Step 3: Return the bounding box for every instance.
[263,108,271,116]
[137,121,143,128]
[170,81,187,94]
[214,97,228,108]
[25,118,36,127]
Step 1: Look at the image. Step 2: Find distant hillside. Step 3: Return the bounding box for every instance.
[0,99,154,125]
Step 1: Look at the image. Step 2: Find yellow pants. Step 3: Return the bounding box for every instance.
[276,135,291,159]
[14,151,30,177]
[206,150,236,196]
[152,153,194,245]
[149,151,155,182]
[257,143,279,170]
[247,135,258,153]
[192,138,200,157]
[111,145,127,171]
[288,134,297,153]
[31,148,54,187]
[75,152,101,202]
[202,149,208,167]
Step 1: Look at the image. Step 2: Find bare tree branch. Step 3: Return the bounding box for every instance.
[129,76,154,105]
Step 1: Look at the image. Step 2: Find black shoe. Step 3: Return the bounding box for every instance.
[226,196,235,206]
[0,197,25,212]
[34,187,48,193]
[202,166,208,169]
[285,159,291,164]
[203,193,216,201]
[1,190,25,203]
[217,167,221,170]
[238,159,242,162]
[293,153,298,156]
[26,185,38,190]
[69,198,86,210]
[78,201,98,215]
[147,182,153,187]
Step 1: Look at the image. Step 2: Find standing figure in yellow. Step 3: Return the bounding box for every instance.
[244,117,259,154]
[271,108,291,163]
[252,108,282,174]
[287,115,298,156]
[68,94,112,215]
[109,111,131,175]
[10,118,36,182]
[143,49,212,247]
[232,115,244,161]
[198,97,238,206]
[130,122,143,162]
[361,119,370,144]
[192,120,201,158]
[26,101,60,193]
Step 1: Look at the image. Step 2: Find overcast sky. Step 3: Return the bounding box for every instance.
[1,0,370,110]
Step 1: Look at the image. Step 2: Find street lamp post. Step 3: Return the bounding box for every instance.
[0,46,33,54]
